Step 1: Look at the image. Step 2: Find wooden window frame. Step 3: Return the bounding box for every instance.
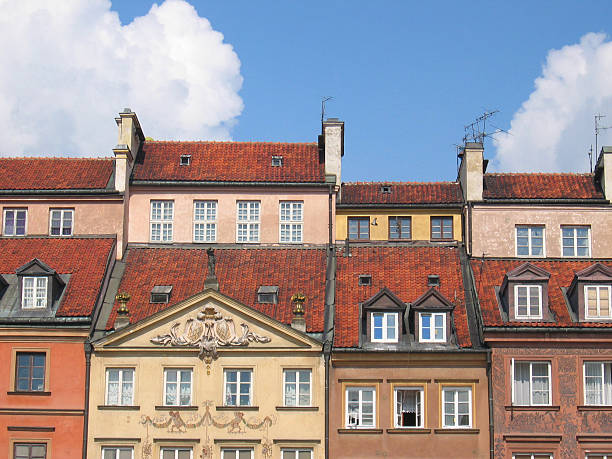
[388,216,411,241]
[347,217,370,241]
[430,216,453,241]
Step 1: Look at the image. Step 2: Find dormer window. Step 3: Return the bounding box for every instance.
[419,312,445,342]
[271,156,283,167]
[150,285,172,304]
[180,155,191,166]
[22,277,48,309]
[371,312,398,342]
[585,285,611,319]
[359,275,372,286]
[514,285,542,319]
[258,286,279,304]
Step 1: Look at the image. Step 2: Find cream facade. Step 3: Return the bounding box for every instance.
[88,290,325,459]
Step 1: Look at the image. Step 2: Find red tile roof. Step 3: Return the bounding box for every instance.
[340,182,463,205]
[106,247,327,332]
[0,237,115,316]
[471,259,612,328]
[483,173,604,200]
[0,158,114,190]
[334,245,472,348]
[131,141,325,183]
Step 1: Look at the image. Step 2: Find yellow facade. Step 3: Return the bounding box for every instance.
[335,208,463,242]
[88,290,325,459]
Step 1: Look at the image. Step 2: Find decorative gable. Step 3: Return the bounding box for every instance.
[500,262,553,322]
[567,263,612,322]
[361,288,407,347]
[15,258,65,310]
[410,288,455,345]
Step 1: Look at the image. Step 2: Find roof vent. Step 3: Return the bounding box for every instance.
[381,185,392,194]
[180,155,191,166]
[150,285,173,303]
[271,155,283,167]
[427,275,440,287]
[359,275,372,286]
[257,286,279,304]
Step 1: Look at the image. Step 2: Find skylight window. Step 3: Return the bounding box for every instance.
[271,156,283,167]
[180,155,191,166]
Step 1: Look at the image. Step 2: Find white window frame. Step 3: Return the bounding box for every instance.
[279,201,303,243]
[221,449,253,459]
[393,386,424,428]
[49,209,73,236]
[160,448,193,459]
[585,285,612,319]
[514,285,542,319]
[236,201,260,243]
[224,369,253,406]
[21,276,47,309]
[102,447,134,459]
[3,208,27,236]
[283,369,312,407]
[345,386,376,428]
[515,225,545,257]
[163,368,192,406]
[193,200,217,242]
[105,368,135,406]
[561,226,591,257]
[418,312,446,343]
[512,455,553,459]
[583,361,612,406]
[150,200,174,242]
[585,455,611,459]
[511,360,551,406]
[281,449,313,459]
[442,386,472,428]
[370,312,399,343]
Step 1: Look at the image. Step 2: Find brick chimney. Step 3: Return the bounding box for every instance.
[322,118,344,187]
[290,293,307,333]
[595,146,612,201]
[458,142,484,201]
[113,108,144,193]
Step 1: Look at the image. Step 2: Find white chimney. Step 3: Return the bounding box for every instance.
[595,146,612,201]
[458,142,484,201]
[113,108,144,193]
[322,118,344,187]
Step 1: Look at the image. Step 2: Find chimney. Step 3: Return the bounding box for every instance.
[458,142,484,201]
[113,108,144,192]
[322,118,344,187]
[595,146,612,201]
[290,293,307,333]
[114,292,131,330]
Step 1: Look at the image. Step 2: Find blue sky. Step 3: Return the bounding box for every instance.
[3,1,612,182]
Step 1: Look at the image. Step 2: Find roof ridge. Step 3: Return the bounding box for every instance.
[144,140,318,146]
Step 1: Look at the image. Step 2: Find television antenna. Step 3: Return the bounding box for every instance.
[595,114,612,163]
[321,96,334,123]
[462,110,508,147]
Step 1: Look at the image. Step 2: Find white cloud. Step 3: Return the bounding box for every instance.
[0,0,243,156]
[493,33,612,172]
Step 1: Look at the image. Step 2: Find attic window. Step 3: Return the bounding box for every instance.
[427,275,440,287]
[359,275,372,286]
[381,185,392,194]
[258,285,279,304]
[271,156,283,167]
[180,155,191,166]
[150,285,172,304]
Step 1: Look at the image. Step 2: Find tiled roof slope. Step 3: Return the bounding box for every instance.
[483,173,604,200]
[334,245,471,348]
[131,141,325,183]
[0,237,115,316]
[0,158,114,190]
[106,247,326,332]
[471,259,612,328]
[340,182,463,205]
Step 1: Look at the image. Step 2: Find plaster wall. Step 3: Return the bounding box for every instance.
[471,205,612,258]
[127,187,331,245]
[329,353,489,459]
[335,209,462,242]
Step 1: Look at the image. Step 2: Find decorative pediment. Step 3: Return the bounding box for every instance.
[411,288,455,311]
[16,258,57,277]
[574,263,612,281]
[362,287,406,311]
[505,262,551,282]
[150,306,271,374]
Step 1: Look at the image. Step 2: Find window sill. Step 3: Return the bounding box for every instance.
[216,405,259,411]
[98,405,140,411]
[275,406,319,411]
[577,405,612,411]
[504,405,560,411]
[154,405,199,411]
[337,428,383,434]
[7,391,51,396]
[434,428,480,434]
[386,428,431,434]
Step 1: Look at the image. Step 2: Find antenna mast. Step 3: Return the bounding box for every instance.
[462,109,508,147]
[321,96,333,123]
[595,114,612,162]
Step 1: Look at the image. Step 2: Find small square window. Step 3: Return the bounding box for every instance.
[271,156,283,167]
[224,369,252,406]
[358,275,372,286]
[381,185,392,194]
[257,286,279,304]
[427,275,440,287]
[371,312,398,342]
[15,352,46,392]
[180,154,191,166]
[150,285,172,304]
[419,312,446,343]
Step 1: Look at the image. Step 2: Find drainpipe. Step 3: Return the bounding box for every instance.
[324,340,331,459]
[82,342,93,459]
[487,350,494,459]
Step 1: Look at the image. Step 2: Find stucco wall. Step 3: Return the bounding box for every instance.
[128,187,331,245]
[471,205,612,258]
[335,209,462,242]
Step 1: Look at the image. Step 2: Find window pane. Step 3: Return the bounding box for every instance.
[119,449,132,459]
[238,450,252,459]
[162,451,175,459]
[103,449,116,459]
[178,450,191,459]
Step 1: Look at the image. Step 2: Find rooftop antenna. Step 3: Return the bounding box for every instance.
[321,96,333,123]
[595,114,612,162]
[588,145,594,173]
[462,109,509,148]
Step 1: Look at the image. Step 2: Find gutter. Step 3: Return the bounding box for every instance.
[483,326,612,333]
[0,317,92,325]
[480,199,610,205]
[487,350,494,459]
[0,189,122,196]
[130,180,329,188]
[336,203,463,209]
